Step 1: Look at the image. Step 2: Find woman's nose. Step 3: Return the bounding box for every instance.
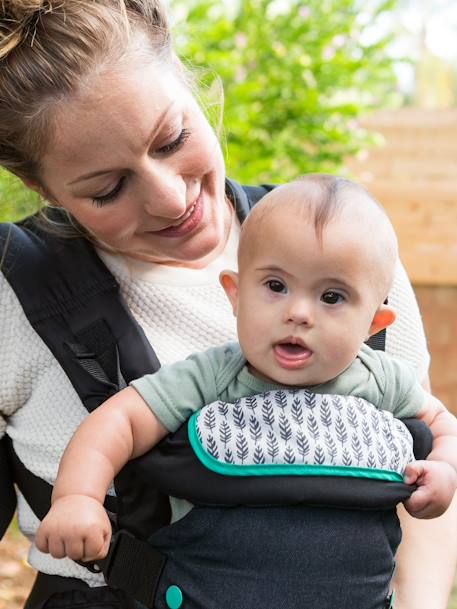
[141,162,186,219]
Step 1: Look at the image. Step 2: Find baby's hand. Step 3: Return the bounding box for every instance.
[403,460,457,519]
[35,495,111,562]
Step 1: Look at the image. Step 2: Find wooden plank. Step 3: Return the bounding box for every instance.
[347,109,457,286]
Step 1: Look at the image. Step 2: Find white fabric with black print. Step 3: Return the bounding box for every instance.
[194,389,415,474]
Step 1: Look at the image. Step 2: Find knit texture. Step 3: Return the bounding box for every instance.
[0,243,429,584]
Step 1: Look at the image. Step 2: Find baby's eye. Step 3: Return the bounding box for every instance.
[321,290,345,305]
[266,280,287,294]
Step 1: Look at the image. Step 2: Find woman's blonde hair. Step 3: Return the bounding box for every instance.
[0,0,172,184]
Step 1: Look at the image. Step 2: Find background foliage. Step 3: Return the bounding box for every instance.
[172,0,398,183]
[0,171,40,223]
[0,0,398,223]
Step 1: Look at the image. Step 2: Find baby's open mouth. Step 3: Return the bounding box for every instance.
[273,340,313,369]
[276,343,309,355]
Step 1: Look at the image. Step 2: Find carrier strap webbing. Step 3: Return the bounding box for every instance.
[97,530,166,608]
[0,211,160,539]
[3,435,117,523]
[0,436,17,538]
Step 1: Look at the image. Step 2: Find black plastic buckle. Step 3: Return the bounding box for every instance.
[96,530,166,608]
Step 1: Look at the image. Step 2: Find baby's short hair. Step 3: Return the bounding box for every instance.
[239,174,398,302]
[243,174,386,242]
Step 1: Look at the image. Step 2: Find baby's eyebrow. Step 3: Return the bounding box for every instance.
[255,265,290,276]
[324,277,352,287]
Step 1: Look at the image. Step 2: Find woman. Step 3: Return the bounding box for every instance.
[0,1,455,609]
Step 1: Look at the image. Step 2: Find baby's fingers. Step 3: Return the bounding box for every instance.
[35,519,63,556]
[404,485,432,518]
[63,538,86,562]
[35,525,50,554]
[46,535,68,559]
[81,530,111,562]
[403,461,425,485]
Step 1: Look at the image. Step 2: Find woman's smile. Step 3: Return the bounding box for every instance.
[146,191,204,238]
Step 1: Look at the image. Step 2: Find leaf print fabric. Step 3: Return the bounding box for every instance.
[195,390,415,474]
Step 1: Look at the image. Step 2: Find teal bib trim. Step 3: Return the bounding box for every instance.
[188,414,404,482]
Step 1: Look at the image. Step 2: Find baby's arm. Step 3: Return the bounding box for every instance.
[35,386,166,561]
[403,393,457,519]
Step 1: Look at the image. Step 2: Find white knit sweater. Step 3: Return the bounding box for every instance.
[0,215,429,585]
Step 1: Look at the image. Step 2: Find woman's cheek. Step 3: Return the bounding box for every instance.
[78,207,137,244]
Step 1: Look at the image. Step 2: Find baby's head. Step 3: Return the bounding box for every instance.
[220,174,398,386]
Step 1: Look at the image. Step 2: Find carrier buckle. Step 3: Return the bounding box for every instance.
[96,529,166,608]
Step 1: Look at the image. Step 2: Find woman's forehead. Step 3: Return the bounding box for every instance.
[41,63,189,177]
[56,64,184,140]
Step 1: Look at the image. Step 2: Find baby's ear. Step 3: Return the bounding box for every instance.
[219,270,239,316]
[368,304,396,337]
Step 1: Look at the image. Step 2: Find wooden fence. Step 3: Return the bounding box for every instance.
[347,107,457,286]
[347,108,457,413]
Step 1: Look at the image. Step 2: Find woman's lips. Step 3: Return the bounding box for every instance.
[149,193,204,238]
[273,341,313,370]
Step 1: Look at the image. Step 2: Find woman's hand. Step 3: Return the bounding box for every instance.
[35,494,111,562]
[403,460,457,519]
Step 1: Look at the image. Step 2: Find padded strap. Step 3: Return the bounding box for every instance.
[97,530,166,609]
[5,435,117,522]
[0,436,17,538]
[0,217,157,535]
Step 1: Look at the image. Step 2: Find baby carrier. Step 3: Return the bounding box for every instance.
[0,179,432,609]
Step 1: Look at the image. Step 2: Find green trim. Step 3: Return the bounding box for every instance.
[388,590,396,609]
[188,414,404,483]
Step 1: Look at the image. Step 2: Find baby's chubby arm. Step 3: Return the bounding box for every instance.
[35,386,166,562]
[403,393,457,519]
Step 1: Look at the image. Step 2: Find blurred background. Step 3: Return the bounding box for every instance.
[1,0,456,606]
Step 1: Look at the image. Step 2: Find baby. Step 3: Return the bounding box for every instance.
[36,175,457,594]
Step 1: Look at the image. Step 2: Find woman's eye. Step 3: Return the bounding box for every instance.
[92,176,126,207]
[321,291,345,305]
[266,280,287,294]
[157,128,190,155]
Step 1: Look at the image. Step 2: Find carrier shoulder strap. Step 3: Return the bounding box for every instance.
[0,210,160,537]
[0,436,17,538]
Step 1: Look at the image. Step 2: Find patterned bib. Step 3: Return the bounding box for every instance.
[189,389,415,482]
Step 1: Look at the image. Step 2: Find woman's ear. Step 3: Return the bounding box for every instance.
[368,304,396,337]
[219,270,239,316]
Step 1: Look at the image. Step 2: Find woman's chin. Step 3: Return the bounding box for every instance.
[123,234,224,267]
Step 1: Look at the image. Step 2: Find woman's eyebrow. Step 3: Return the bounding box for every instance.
[68,168,115,185]
[68,103,177,186]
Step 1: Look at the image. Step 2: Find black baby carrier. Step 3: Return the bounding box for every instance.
[0,180,432,609]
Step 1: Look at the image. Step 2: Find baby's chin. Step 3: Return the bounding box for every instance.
[246,364,325,388]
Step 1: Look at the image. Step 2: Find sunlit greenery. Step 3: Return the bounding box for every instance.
[172,0,399,182]
[0,170,39,223]
[0,0,399,223]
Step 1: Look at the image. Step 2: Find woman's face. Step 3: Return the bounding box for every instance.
[39,59,229,267]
